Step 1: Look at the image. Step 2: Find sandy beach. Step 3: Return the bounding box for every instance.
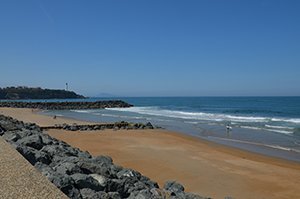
[1,107,300,199]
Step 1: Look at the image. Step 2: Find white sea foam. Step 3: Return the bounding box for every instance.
[98,113,142,120]
[264,129,293,135]
[71,110,98,113]
[271,118,300,124]
[106,107,269,123]
[210,137,300,153]
[241,126,293,135]
[265,125,294,130]
[106,107,300,125]
[240,126,262,131]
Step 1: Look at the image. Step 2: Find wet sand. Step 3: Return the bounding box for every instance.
[1,107,300,199]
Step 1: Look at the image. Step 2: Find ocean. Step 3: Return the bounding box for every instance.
[41,97,300,162]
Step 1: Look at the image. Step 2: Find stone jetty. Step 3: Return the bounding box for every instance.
[0,100,133,110]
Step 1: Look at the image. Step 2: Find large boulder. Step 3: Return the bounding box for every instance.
[2,131,21,143]
[16,145,50,165]
[17,134,44,150]
[164,181,185,194]
[89,174,107,187]
[80,188,109,199]
[71,173,104,191]
[117,168,141,179]
[54,162,82,175]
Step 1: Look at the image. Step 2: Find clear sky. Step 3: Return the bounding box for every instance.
[0,0,299,97]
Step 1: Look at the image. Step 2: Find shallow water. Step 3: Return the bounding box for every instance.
[40,97,300,162]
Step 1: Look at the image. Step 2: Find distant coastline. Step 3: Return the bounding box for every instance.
[0,86,85,100]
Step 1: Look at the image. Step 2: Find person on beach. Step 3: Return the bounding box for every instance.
[226,123,232,134]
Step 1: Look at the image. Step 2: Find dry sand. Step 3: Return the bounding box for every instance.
[1,107,300,199]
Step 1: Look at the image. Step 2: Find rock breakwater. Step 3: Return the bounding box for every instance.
[41,121,158,131]
[0,100,133,110]
[0,115,209,199]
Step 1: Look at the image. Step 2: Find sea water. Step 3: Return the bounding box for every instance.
[41,97,300,162]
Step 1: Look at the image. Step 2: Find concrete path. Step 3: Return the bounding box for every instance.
[0,137,68,199]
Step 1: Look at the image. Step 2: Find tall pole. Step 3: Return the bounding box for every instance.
[66,83,68,91]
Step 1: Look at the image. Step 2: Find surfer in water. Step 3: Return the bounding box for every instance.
[226,123,232,134]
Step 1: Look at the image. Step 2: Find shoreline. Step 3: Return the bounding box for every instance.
[46,112,300,167]
[41,108,300,164]
[1,107,300,198]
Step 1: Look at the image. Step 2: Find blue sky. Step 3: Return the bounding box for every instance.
[0,0,299,96]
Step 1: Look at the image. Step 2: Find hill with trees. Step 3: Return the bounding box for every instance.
[0,87,85,100]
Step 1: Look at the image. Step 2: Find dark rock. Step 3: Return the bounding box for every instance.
[185,193,210,199]
[80,188,109,199]
[108,192,121,199]
[16,129,33,138]
[77,161,111,177]
[41,134,57,145]
[54,162,82,175]
[0,125,5,136]
[71,173,104,191]
[117,168,141,179]
[0,100,133,110]
[70,125,79,131]
[128,189,153,199]
[16,145,50,165]
[16,145,38,165]
[93,155,113,165]
[90,174,107,187]
[145,122,154,129]
[164,181,185,194]
[2,131,21,142]
[106,179,128,197]
[17,134,44,150]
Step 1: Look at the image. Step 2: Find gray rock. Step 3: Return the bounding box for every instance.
[164,181,185,194]
[128,189,161,199]
[106,179,127,197]
[16,145,50,165]
[79,188,96,199]
[89,174,107,187]
[77,161,110,177]
[17,129,33,138]
[70,125,79,131]
[145,122,154,129]
[41,167,77,198]
[185,192,210,199]
[17,134,44,150]
[150,188,171,198]
[0,127,4,136]
[107,192,121,199]
[2,131,21,142]
[41,134,57,145]
[54,162,82,175]
[117,168,141,179]
[93,155,113,165]
[16,145,38,165]
[34,150,51,165]
[71,173,104,191]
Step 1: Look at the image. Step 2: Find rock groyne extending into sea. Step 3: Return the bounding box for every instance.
[0,100,133,110]
[0,114,209,199]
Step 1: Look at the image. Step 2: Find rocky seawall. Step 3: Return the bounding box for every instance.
[0,100,133,110]
[0,115,211,199]
[40,121,159,131]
